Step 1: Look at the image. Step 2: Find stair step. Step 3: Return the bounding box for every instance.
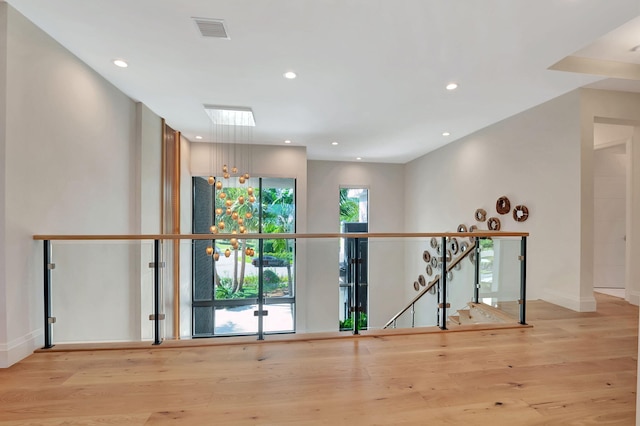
[448,315,461,325]
[466,302,517,323]
[457,309,473,324]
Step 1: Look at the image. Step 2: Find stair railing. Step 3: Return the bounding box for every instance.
[383,241,476,329]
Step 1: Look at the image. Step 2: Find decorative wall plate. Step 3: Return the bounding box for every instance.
[513,205,529,222]
[457,224,467,232]
[423,250,431,263]
[447,271,453,281]
[426,264,433,276]
[450,238,459,254]
[413,281,420,291]
[469,225,478,232]
[469,251,476,264]
[475,208,487,222]
[487,217,501,231]
[460,241,469,252]
[430,256,438,268]
[454,262,461,271]
[430,237,438,248]
[418,275,426,286]
[496,196,511,214]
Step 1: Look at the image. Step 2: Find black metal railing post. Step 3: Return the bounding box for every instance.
[473,237,480,304]
[153,239,161,345]
[440,236,448,330]
[519,236,527,325]
[353,237,360,335]
[257,238,265,341]
[43,240,53,349]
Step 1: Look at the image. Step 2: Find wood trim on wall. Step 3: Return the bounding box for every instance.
[161,121,181,340]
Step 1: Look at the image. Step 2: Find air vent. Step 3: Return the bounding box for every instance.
[193,18,229,39]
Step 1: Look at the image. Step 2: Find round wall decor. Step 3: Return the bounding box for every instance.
[418,275,426,286]
[430,237,438,248]
[460,241,469,252]
[413,281,420,291]
[457,224,467,232]
[475,208,487,222]
[496,196,511,214]
[487,217,501,231]
[450,238,459,254]
[423,250,431,263]
[469,251,476,264]
[430,256,438,268]
[426,264,433,276]
[513,205,529,222]
[469,225,478,232]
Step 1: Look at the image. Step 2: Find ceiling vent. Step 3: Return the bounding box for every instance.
[193,18,229,39]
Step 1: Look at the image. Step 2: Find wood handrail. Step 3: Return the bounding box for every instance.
[33,231,528,241]
[383,241,477,329]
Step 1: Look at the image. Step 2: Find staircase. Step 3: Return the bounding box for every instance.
[449,302,517,325]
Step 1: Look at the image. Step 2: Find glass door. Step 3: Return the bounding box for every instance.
[192,176,295,338]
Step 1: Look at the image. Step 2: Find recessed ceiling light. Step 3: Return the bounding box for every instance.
[195,135,203,140]
[356,157,362,161]
[442,132,451,136]
[284,140,292,144]
[283,71,297,79]
[331,141,339,146]
[446,83,458,90]
[113,59,128,68]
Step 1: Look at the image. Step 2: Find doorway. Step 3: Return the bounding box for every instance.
[593,123,631,298]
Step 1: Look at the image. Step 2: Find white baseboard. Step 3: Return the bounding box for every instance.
[0,329,42,368]
[626,290,640,306]
[544,288,597,312]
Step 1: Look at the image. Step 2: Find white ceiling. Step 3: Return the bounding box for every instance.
[7,0,640,163]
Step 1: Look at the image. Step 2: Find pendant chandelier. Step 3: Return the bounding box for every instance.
[203,105,256,260]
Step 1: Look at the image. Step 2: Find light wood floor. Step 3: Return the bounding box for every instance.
[0,293,637,425]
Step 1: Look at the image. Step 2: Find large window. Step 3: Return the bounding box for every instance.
[192,177,296,337]
[339,188,368,331]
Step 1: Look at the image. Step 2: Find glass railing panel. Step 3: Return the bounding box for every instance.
[370,237,442,331]
[477,236,522,321]
[213,304,258,335]
[193,236,296,338]
[49,240,156,344]
[261,236,295,335]
[301,237,339,334]
[441,236,475,328]
[262,303,295,333]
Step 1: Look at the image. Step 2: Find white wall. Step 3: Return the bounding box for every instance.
[0,4,150,365]
[0,4,8,360]
[307,160,405,331]
[405,91,584,310]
